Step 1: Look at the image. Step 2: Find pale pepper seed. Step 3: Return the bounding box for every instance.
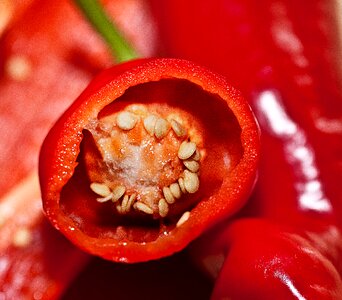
[178,141,196,160]
[117,111,138,130]
[170,119,187,137]
[191,149,201,161]
[154,118,170,139]
[134,202,154,214]
[158,198,169,217]
[112,185,126,202]
[143,114,158,135]
[169,183,182,199]
[163,186,175,204]
[121,194,136,213]
[127,194,137,211]
[183,160,200,173]
[90,182,111,197]
[183,170,200,193]
[121,195,130,213]
[176,211,190,227]
[178,178,187,194]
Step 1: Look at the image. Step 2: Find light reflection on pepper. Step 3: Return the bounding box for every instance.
[256,89,331,213]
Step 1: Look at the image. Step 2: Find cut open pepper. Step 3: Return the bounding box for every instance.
[39,58,259,263]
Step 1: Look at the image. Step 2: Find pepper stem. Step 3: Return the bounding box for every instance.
[74,0,139,63]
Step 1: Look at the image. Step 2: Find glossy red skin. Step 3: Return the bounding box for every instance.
[193,219,342,299]
[0,0,157,298]
[149,0,342,298]
[39,58,260,263]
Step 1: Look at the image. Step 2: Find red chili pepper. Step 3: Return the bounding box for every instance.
[149,0,342,298]
[39,58,260,263]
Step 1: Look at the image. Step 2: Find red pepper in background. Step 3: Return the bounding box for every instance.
[39,57,259,263]
[193,219,342,299]
[0,173,89,299]
[0,0,158,298]
[0,0,157,195]
[149,0,342,298]
[0,0,35,36]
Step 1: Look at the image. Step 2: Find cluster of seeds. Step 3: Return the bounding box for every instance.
[156,141,201,218]
[115,109,188,140]
[90,182,139,214]
[89,106,202,225]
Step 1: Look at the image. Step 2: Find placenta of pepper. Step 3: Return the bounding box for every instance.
[84,102,204,220]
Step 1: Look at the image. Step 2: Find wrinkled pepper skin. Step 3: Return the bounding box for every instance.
[39,58,260,263]
[149,0,342,298]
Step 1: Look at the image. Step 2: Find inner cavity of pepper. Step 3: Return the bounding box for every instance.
[60,79,243,242]
[85,102,204,220]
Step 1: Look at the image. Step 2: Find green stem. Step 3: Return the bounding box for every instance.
[74,0,139,63]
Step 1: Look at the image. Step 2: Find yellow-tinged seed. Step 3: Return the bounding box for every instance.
[143,114,157,135]
[170,119,187,137]
[154,118,170,139]
[96,194,113,203]
[90,182,111,197]
[158,198,169,217]
[176,211,190,227]
[183,160,200,173]
[184,170,200,193]
[121,195,129,214]
[178,178,187,194]
[169,183,182,199]
[127,194,137,211]
[112,185,126,202]
[117,111,138,130]
[178,141,196,160]
[134,202,154,214]
[163,186,175,204]
[191,149,201,161]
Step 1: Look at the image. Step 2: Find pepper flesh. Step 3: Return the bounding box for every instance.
[39,58,260,263]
